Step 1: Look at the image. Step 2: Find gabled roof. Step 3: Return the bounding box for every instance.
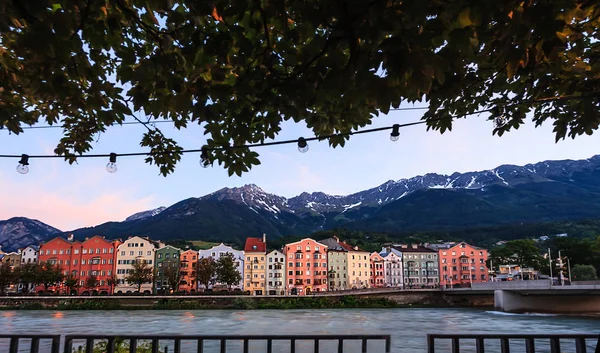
[284,238,328,248]
[446,242,486,251]
[370,252,384,261]
[244,237,266,253]
[392,244,437,253]
[380,248,402,258]
[319,237,366,252]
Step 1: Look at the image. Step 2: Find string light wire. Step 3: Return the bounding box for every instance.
[0,94,596,161]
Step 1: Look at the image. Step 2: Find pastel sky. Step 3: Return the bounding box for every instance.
[1,107,598,231]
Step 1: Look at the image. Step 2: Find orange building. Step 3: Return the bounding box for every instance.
[37,235,82,294]
[38,235,120,295]
[244,235,267,295]
[78,236,120,295]
[370,252,385,288]
[179,250,198,293]
[284,238,328,295]
[438,242,489,288]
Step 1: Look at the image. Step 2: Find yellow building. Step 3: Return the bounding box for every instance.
[322,237,371,289]
[244,235,267,295]
[327,250,348,290]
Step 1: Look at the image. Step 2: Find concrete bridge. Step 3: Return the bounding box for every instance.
[445,281,600,314]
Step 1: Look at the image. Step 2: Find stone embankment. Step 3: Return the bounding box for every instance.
[0,289,493,310]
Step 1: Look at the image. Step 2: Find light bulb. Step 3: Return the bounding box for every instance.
[17,164,29,174]
[106,153,117,173]
[297,137,309,153]
[17,154,29,174]
[106,162,117,173]
[199,159,211,168]
[390,124,400,142]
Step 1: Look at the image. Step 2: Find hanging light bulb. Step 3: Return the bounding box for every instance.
[106,153,118,173]
[16,154,29,174]
[297,137,309,153]
[390,124,400,142]
[200,148,211,168]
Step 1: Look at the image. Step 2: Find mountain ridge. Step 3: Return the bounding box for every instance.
[1,154,599,249]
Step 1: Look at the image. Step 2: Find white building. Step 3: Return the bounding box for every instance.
[380,247,404,288]
[115,236,160,294]
[266,250,286,295]
[20,245,38,265]
[198,243,244,290]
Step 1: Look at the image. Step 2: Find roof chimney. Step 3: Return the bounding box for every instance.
[412,244,418,249]
[401,244,407,249]
[262,233,266,244]
[67,234,74,242]
[333,235,339,242]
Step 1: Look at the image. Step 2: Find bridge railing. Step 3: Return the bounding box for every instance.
[64,334,392,353]
[0,334,61,353]
[427,334,600,353]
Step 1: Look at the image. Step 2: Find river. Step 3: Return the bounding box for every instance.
[1,308,599,352]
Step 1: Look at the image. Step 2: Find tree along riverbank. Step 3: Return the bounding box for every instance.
[0,291,493,310]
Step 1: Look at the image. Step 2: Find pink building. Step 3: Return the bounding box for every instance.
[438,242,488,288]
[370,252,385,288]
[284,238,328,295]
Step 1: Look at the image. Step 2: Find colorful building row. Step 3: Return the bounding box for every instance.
[1,233,489,295]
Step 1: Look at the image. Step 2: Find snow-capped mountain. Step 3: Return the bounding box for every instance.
[125,206,167,222]
[201,184,291,215]
[190,155,600,216]
[2,154,599,248]
[0,217,61,252]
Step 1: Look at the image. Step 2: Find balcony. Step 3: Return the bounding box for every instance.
[294,280,304,285]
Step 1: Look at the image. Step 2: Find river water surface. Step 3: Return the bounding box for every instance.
[1,308,599,352]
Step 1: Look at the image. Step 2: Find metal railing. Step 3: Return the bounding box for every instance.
[0,334,61,353]
[64,334,391,353]
[427,334,600,353]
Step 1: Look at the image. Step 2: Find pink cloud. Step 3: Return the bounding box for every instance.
[0,171,158,231]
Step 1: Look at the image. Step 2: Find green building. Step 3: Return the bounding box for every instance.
[154,245,182,294]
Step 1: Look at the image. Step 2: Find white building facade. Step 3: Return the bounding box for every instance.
[115,236,159,294]
[20,245,38,265]
[198,243,245,290]
[380,247,404,288]
[266,250,286,295]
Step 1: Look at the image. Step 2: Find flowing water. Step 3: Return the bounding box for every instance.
[1,308,599,352]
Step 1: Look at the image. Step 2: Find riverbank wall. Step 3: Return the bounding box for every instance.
[0,290,493,310]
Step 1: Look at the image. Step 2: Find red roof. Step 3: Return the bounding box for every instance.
[244,237,266,253]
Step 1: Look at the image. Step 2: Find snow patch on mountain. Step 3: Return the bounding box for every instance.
[125,206,167,222]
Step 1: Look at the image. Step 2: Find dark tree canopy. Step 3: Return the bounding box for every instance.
[85,274,100,290]
[36,262,65,291]
[162,258,182,292]
[125,259,154,292]
[215,253,241,290]
[0,262,15,294]
[196,257,217,289]
[1,0,599,175]
[63,273,79,293]
[489,239,545,271]
[571,264,598,281]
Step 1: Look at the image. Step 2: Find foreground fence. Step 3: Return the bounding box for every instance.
[3,333,600,353]
[427,334,600,353]
[0,334,391,353]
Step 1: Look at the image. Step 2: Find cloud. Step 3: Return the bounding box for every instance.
[0,169,158,231]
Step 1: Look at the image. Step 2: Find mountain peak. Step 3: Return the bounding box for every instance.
[0,217,61,252]
[202,184,288,214]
